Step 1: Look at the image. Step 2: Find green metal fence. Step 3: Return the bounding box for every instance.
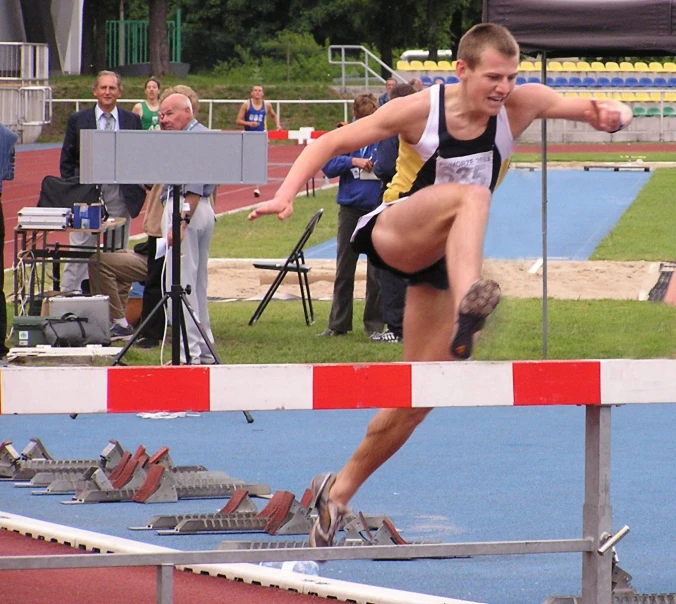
[105,11,181,68]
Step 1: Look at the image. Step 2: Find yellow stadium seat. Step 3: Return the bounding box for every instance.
[437,60,453,71]
[562,61,578,72]
[451,60,458,69]
[664,91,676,102]
[590,61,606,72]
[619,61,635,72]
[611,92,624,101]
[620,92,637,102]
[634,61,649,72]
[664,62,676,72]
[396,60,412,71]
[577,61,592,72]
[520,61,536,71]
[533,61,542,70]
[649,91,662,102]
[649,62,665,72]
[563,91,578,98]
[409,60,424,70]
[594,92,609,100]
[548,60,563,71]
[635,92,651,102]
[605,61,620,71]
[578,91,593,98]
[423,60,438,70]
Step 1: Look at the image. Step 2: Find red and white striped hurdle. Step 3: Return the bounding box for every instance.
[1,359,674,415]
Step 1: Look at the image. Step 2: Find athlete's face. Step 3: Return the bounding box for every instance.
[251,86,264,100]
[459,47,518,115]
[145,80,160,101]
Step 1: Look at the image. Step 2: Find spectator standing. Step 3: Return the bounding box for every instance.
[236,85,282,197]
[159,93,216,364]
[370,83,417,344]
[132,76,161,130]
[0,123,18,361]
[378,78,397,106]
[59,70,146,293]
[317,94,383,338]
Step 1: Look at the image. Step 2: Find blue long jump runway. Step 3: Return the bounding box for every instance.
[1,403,675,604]
[304,169,651,261]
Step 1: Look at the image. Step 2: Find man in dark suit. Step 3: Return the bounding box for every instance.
[60,70,146,300]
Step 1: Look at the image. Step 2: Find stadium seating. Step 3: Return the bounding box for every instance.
[516,76,528,86]
[635,92,651,102]
[520,60,536,71]
[409,60,424,70]
[421,76,433,87]
[593,92,609,100]
[596,76,611,87]
[664,92,676,102]
[634,61,650,72]
[527,76,541,84]
[577,61,592,72]
[562,61,578,72]
[649,62,665,72]
[568,76,583,87]
[548,61,564,71]
[582,76,597,87]
[610,77,625,87]
[591,61,606,72]
[605,61,620,71]
[624,76,639,87]
[446,75,459,84]
[638,77,655,87]
[423,60,438,70]
[649,91,662,101]
[437,60,453,71]
[553,76,568,87]
[632,106,647,117]
[396,60,412,71]
[664,62,676,72]
[646,106,661,117]
[620,61,635,72]
[668,77,676,88]
[653,76,668,87]
[663,106,676,116]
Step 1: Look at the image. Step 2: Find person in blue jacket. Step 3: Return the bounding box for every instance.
[317,94,383,338]
[0,123,18,361]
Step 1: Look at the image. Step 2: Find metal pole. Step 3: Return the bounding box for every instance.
[156,564,173,604]
[581,405,613,604]
[118,1,125,67]
[541,52,548,359]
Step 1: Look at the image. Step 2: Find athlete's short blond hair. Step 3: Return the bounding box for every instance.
[457,23,519,69]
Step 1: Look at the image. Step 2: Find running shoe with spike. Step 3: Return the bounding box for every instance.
[308,472,349,548]
[450,278,501,360]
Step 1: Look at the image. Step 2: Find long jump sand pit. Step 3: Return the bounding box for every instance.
[207,258,661,302]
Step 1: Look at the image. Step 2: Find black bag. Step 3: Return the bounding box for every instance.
[38,176,101,209]
[43,313,110,347]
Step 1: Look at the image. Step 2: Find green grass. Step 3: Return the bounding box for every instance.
[592,169,676,260]
[512,151,676,162]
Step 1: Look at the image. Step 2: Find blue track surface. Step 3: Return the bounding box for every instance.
[1,404,675,604]
[304,169,651,261]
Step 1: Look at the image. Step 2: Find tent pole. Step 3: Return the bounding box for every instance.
[540,51,548,359]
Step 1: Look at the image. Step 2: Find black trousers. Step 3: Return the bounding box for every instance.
[140,236,166,340]
[378,267,407,339]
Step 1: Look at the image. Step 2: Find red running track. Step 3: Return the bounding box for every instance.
[0,529,322,604]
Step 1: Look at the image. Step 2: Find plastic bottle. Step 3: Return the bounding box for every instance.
[259,560,320,575]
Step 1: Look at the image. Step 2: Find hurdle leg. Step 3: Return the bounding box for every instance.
[581,405,613,604]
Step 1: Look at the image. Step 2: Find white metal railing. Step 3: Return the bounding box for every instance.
[0,42,49,83]
[328,45,407,91]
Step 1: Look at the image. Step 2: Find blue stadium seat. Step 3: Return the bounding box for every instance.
[668,77,676,87]
[553,76,568,87]
[610,76,624,87]
[596,76,610,87]
[582,76,597,87]
[638,77,654,87]
[568,76,583,87]
[624,76,639,87]
[446,75,459,84]
[516,76,527,86]
[527,76,541,84]
[653,76,667,87]
[420,75,433,87]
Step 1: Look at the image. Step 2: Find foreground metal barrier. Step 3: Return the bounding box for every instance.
[1,359,675,604]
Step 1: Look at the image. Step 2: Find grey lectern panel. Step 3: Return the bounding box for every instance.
[79,130,267,185]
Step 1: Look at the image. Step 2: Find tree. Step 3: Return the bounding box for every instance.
[149,0,170,76]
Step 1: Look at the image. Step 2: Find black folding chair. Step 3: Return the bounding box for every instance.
[248,208,324,326]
